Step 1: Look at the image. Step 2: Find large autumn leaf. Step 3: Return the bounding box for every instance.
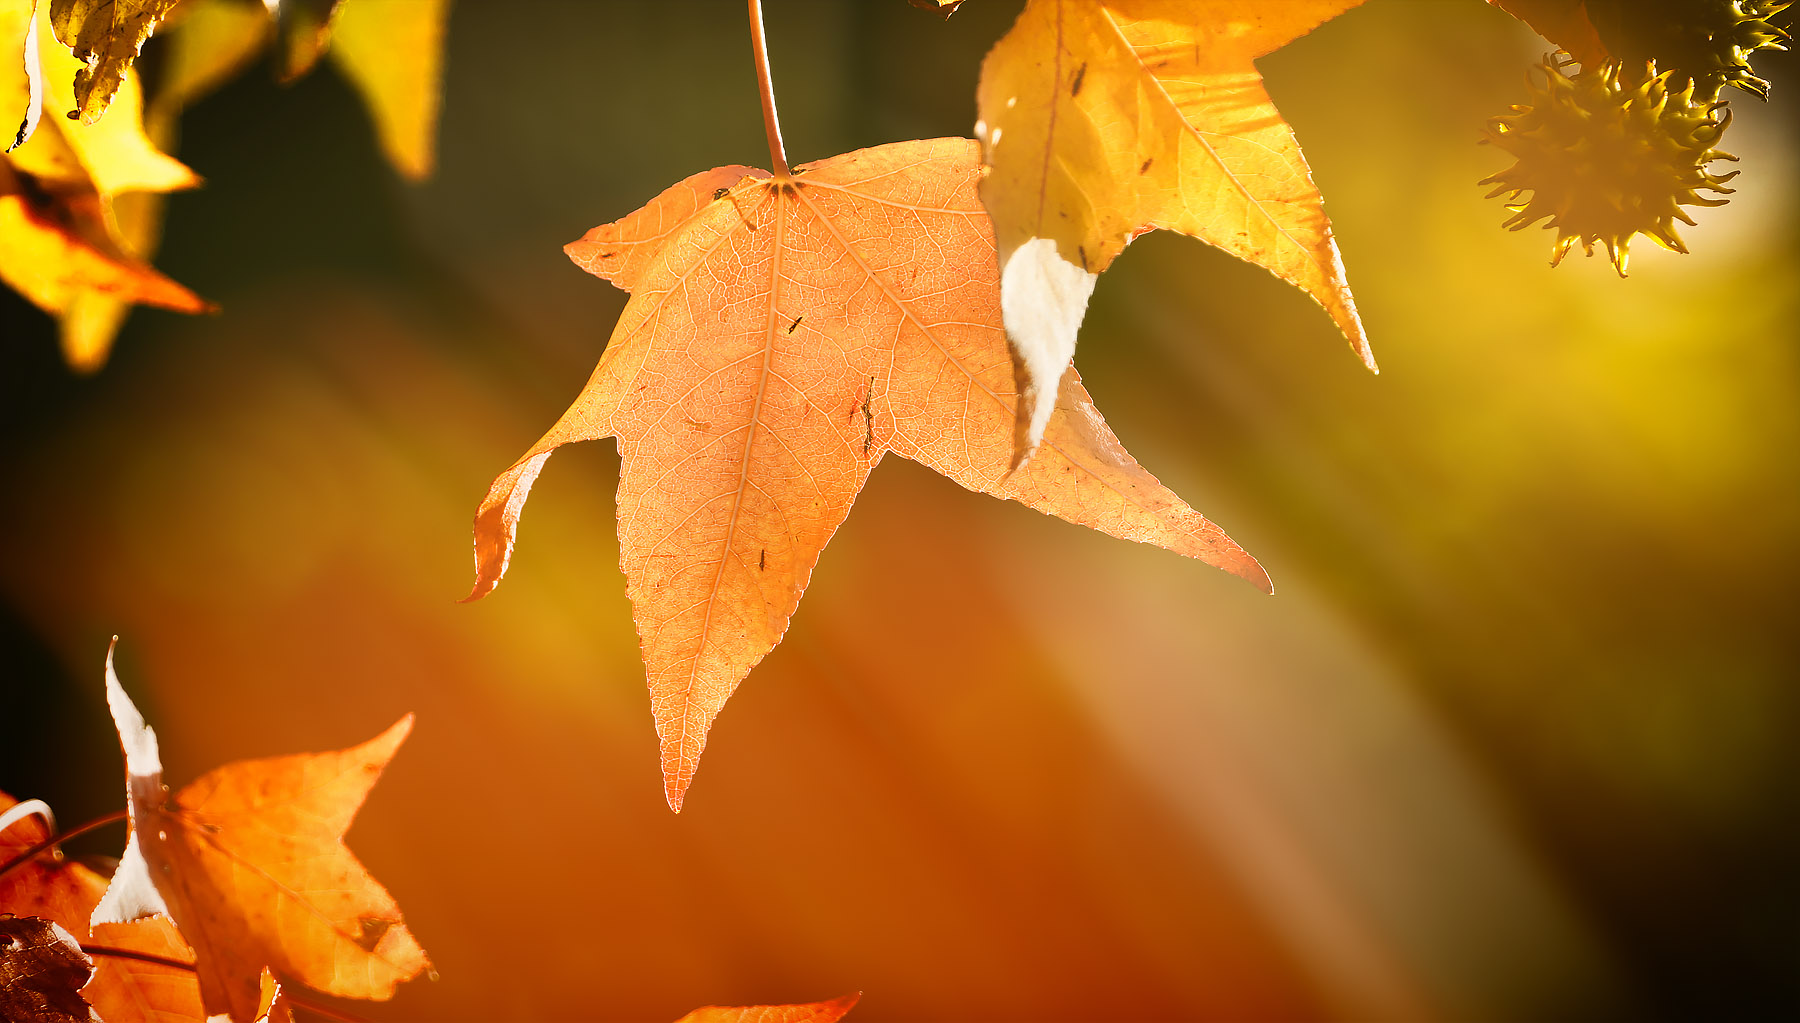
[91,647,429,1023]
[676,992,861,1023]
[467,137,1267,811]
[0,791,206,1023]
[975,0,1373,461]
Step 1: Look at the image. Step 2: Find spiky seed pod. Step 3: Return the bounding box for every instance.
[1587,0,1792,100]
[1480,57,1740,276]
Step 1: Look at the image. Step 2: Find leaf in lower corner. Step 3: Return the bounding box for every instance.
[0,917,99,1023]
[91,644,430,1023]
[975,0,1374,461]
[467,138,1269,812]
[1,790,210,1023]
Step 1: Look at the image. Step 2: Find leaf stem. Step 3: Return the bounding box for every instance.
[82,946,371,1022]
[748,0,790,178]
[0,809,127,885]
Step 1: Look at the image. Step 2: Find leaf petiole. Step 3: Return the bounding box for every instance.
[748,0,790,178]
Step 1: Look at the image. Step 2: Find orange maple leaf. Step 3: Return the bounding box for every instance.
[676,992,861,1023]
[468,137,1267,811]
[975,0,1372,461]
[91,645,429,1023]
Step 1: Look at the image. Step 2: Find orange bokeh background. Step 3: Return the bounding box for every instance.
[3,2,1796,1020]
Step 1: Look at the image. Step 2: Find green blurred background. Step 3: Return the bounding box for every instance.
[2,0,1796,1019]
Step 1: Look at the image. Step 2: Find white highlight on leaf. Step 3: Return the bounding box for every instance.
[104,640,162,779]
[91,830,169,924]
[0,798,54,839]
[92,639,175,928]
[999,236,1096,468]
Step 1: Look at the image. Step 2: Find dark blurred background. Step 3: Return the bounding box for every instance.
[2,1,1796,1019]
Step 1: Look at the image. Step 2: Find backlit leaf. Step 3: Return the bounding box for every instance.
[975,0,1373,460]
[92,647,430,1023]
[468,138,1267,811]
[46,0,181,124]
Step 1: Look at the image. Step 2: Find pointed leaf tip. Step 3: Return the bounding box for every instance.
[102,638,160,779]
[465,450,554,603]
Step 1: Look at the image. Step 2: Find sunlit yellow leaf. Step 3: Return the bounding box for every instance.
[976,0,1372,460]
[46,0,181,124]
[327,0,447,180]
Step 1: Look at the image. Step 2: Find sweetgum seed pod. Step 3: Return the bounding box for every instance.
[1479,55,1739,276]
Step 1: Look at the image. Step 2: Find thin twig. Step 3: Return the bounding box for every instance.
[80,944,193,972]
[748,0,790,178]
[0,809,128,884]
[82,946,371,1023]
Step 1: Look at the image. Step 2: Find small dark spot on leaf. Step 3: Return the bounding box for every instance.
[1139,158,1153,174]
[787,315,802,334]
[354,917,395,952]
[598,251,617,258]
[860,378,876,457]
[201,823,221,834]
[1077,245,1088,269]
[1070,62,1087,97]
[65,110,78,120]
[759,550,767,571]
[713,187,730,200]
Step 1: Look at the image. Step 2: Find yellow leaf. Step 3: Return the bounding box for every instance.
[0,161,206,320]
[2,2,203,369]
[46,0,181,124]
[275,0,338,80]
[25,2,198,195]
[976,0,1373,459]
[4,0,41,152]
[151,0,273,137]
[327,0,448,180]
